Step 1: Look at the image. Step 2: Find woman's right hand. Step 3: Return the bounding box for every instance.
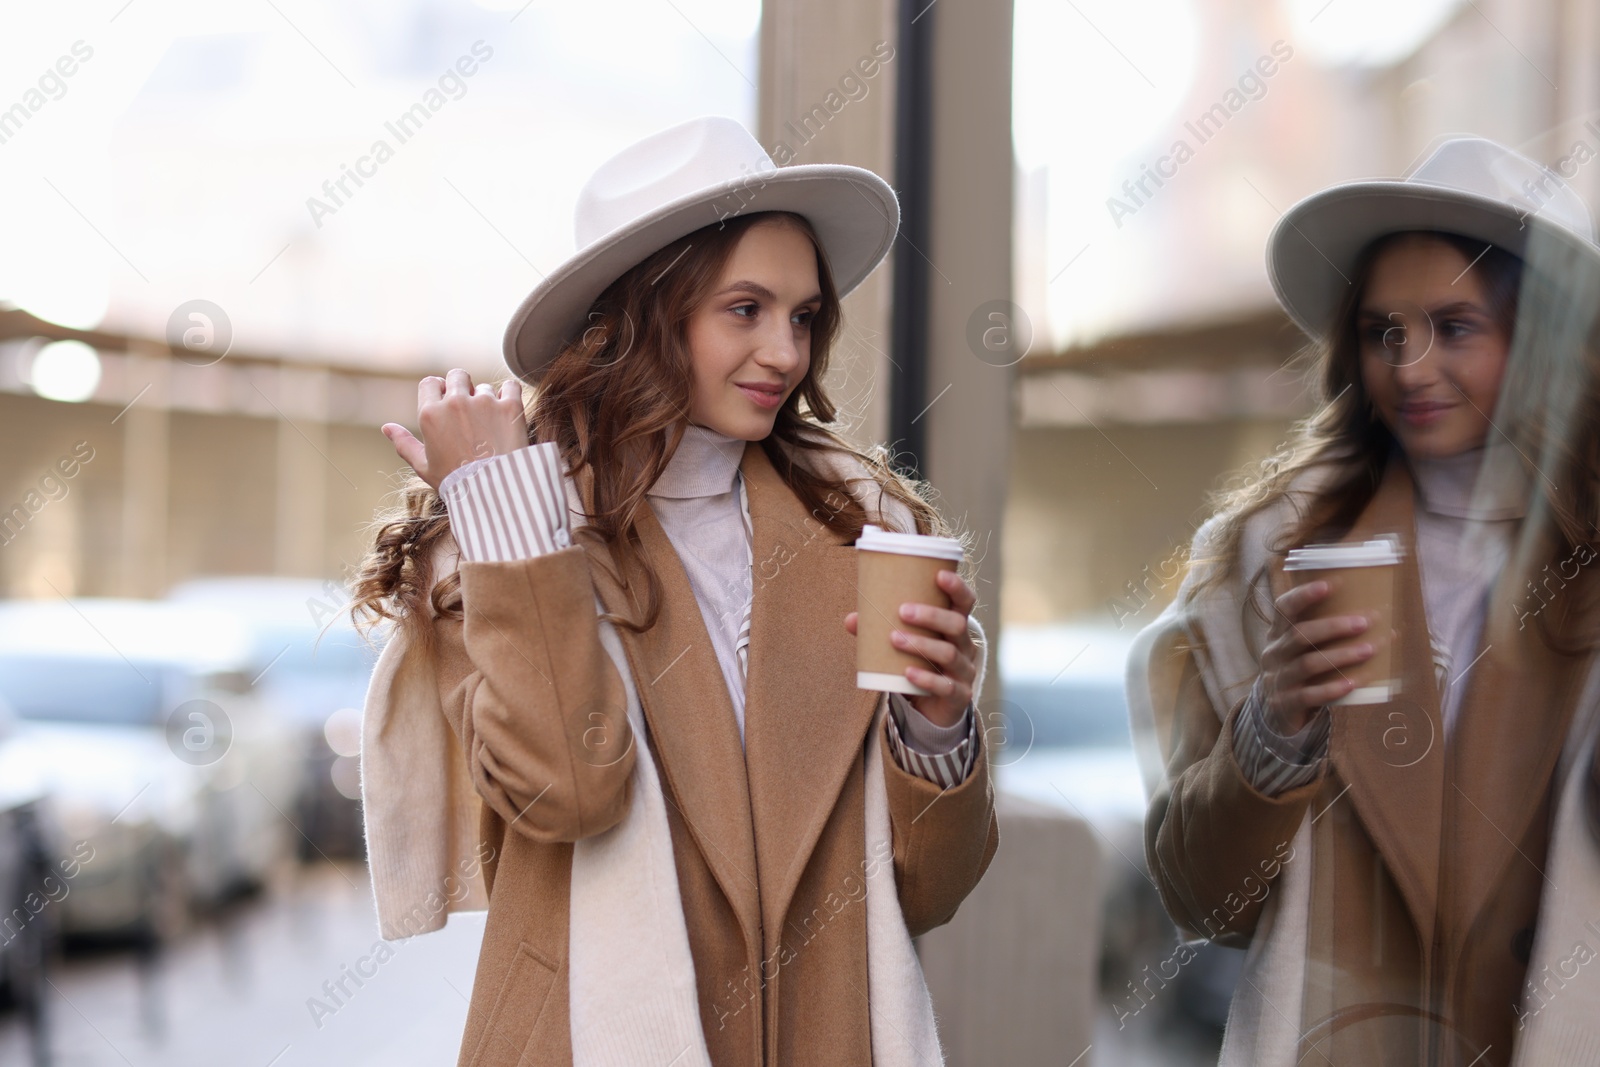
[1258,581,1376,735]
[381,369,528,492]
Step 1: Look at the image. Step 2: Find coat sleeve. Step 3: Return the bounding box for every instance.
[429,543,637,845]
[881,614,999,937]
[881,722,999,937]
[1134,592,1322,947]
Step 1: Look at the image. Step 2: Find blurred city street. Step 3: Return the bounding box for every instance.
[0,863,486,1067]
[1,856,1224,1067]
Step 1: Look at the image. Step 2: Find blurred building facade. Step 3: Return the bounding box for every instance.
[0,309,413,600]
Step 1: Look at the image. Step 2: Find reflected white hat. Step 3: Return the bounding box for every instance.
[502,115,900,382]
[1267,136,1599,339]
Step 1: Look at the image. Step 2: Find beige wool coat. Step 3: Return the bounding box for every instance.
[389,439,999,1067]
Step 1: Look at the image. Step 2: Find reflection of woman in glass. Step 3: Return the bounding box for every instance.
[348,118,996,1066]
[1130,137,1600,1065]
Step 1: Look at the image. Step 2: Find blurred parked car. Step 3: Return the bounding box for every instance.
[0,599,298,943]
[0,699,53,1066]
[993,620,1243,1033]
[166,578,381,859]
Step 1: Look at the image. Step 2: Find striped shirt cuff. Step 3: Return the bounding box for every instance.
[884,693,978,788]
[439,442,572,563]
[1231,677,1329,796]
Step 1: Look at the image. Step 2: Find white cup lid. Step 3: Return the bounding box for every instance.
[856,524,965,562]
[1285,534,1404,570]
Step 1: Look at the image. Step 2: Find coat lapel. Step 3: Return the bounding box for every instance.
[1284,459,1447,940]
[1438,518,1589,954]
[576,465,764,956]
[738,442,881,943]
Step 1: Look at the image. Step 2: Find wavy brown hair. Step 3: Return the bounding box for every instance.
[348,211,960,651]
[1198,228,1600,643]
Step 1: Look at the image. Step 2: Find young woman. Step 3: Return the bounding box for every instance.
[1129,136,1600,1066]
[348,117,997,1067]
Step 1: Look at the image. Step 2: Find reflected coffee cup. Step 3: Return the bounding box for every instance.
[855,524,965,695]
[1284,534,1404,706]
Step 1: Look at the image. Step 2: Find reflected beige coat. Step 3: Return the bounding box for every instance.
[1131,456,1600,1066]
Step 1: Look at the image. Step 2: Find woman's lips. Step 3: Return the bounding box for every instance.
[736,383,784,409]
[1399,400,1453,426]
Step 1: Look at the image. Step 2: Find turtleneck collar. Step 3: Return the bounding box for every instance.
[1408,444,1528,521]
[648,423,748,499]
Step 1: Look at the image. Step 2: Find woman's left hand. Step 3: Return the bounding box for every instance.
[844,569,979,729]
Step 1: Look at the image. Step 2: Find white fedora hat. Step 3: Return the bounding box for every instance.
[1268,136,1600,340]
[502,115,899,382]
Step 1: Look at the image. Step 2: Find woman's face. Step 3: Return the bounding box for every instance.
[684,217,821,440]
[1357,233,1512,460]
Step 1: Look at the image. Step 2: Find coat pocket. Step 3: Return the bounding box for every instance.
[468,941,560,1067]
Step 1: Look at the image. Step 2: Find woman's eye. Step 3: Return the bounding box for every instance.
[731,303,758,319]
[1437,318,1471,339]
[792,309,814,327]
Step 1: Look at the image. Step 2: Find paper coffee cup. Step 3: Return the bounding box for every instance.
[856,524,965,695]
[1284,535,1403,706]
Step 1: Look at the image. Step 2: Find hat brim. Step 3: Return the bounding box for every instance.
[502,164,899,382]
[1268,181,1600,340]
